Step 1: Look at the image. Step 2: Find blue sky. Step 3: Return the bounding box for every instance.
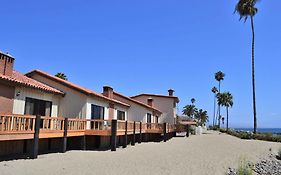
[1,0,280,128]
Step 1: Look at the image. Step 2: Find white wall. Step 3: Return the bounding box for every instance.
[133,96,176,124]
[13,87,60,117]
[30,74,88,118]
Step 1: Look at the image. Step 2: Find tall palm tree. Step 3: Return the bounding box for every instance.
[55,72,68,80]
[194,109,208,126]
[211,86,218,126]
[217,92,233,131]
[191,98,196,104]
[235,0,258,134]
[215,71,225,128]
[182,105,197,119]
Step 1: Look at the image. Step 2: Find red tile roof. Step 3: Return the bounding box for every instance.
[26,70,130,107]
[131,94,180,103]
[0,71,64,95]
[113,92,162,114]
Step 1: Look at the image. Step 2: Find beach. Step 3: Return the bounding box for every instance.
[0,131,280,175]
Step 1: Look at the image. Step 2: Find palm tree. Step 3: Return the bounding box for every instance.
[194,109,208,126]
[191,98,196,105]
[55,72,68,80]
[235,0,258,134]
[211,87,218,126]
[215,71,225,128]
[217,92,233,131]
[182,105,197,119]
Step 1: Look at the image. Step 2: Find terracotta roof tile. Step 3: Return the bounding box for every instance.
[131,94,180,103]
[26,70,130,107]
[0,71,64,95]
[113,92,162,114]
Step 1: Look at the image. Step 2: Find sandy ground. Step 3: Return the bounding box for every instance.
[0,131,280,175]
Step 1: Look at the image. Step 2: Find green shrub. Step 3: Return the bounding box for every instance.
[237,159,253,175]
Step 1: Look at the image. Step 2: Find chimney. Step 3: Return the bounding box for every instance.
[147,97,153,107]
[168,89,174,96]
[103,86,113,99]
[0,52,14,77]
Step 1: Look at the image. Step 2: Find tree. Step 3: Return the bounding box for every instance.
[217,92,233,131]
[215,71,225,128]
[191,98,196,105]
[235,0,258,134]
[211,86,218,126]
[55,72,68,80]
[194,109,208,126]
[182,105,197,119]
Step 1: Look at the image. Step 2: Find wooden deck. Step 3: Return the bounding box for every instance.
[0,114,176,141]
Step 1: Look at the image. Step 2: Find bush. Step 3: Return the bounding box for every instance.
[237,159,253,175]
[209,125,219,131]
[219,129,281,143]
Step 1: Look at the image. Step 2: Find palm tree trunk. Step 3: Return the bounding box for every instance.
[218,81,221,128]
[251,16,257,134]
[226,107,229,132]
[213,94,216,126]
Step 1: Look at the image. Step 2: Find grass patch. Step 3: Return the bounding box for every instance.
[237,159,253,175]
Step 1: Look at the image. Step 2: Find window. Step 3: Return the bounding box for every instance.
[117,110,125,120]
[155,116,159,123]
[147,113,152,123]
[91,104,104,120]
[24,97,52,117]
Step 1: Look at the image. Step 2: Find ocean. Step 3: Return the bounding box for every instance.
[234,128,281,135]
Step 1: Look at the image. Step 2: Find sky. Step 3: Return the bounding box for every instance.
[0,0,281,128]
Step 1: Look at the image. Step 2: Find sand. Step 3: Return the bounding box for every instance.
[0,131,280,175]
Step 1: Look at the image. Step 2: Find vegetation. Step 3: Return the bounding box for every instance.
[194,109,208,126]
[215,71,225,128]
[237,159,253,175]
[217,92,233,131]
[219,129,281,143]
[182,104,196,118]
[235,0,259,134]
[191,98,196,105]
[211,86,218,126]
[55,72,68,80]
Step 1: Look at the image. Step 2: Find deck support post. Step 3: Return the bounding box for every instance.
[122,121,128,148]
[81,135,86,150]
[111,119,117,151]
[138,121,142,144]
[186,124,190,137]
[31,115,41,159]
[131,121,136,146]
[62,118,68,153]
[163,123,167,142]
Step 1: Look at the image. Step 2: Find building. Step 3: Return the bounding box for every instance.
[0,52,64,117]
[131,89,179,124]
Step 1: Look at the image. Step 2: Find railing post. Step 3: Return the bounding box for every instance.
[62,118,68,153]
[138,121,142,144]
[163,123,167,142]
[122,121,128,148]
[31,115,41,159]
[186,124,190,137]
[131,121,136,146]
[111,119,117,151]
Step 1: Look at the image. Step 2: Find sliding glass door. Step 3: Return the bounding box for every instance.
[24,97,52,117]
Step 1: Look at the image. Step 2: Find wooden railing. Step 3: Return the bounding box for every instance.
[0,114,176,136]
[0,114,36,133]
[87,119,111,131]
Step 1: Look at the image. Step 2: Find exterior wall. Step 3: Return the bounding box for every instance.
[113,94,156,123]
[13,87,60,117]
[133,96,176,124]
[29,74,87,118]
[86,97,128,120]
[0,83,15,114]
